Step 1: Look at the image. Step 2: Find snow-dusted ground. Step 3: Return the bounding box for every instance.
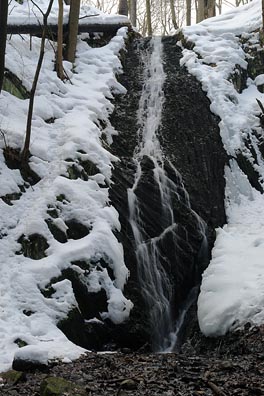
[0,1,132,372]
[182,0,264,336]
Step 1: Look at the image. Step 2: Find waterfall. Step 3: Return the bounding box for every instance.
[127,36,208,351]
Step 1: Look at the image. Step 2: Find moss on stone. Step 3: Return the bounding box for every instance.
[1,191,22,206]
[56,194,67,203]
[47,206,59,219]
[40,377,86,396]
[3,71,30,99]
[14,338,28,348]
[66,163,88,181]
[16,234,49,260]
[1,370,26,386]
[45,219,67,244]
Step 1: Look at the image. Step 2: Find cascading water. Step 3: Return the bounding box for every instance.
[127,37,208,351]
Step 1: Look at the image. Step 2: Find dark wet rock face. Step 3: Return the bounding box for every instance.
[161,36,228,247]
[107,36,228,350]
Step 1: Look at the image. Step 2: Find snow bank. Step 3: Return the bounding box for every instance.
[8,0,128,26]
[0,8,132,370]
[182,0,264,336]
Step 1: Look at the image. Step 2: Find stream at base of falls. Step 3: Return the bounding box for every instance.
[127,36,208,352]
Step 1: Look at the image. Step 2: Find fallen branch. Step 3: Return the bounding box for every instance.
[7,22,131,36]
[207,380,228,396]
[203,371,228,396]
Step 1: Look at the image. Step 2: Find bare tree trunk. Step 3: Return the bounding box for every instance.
[118,0,128,15]
[262,0,264,30]
[186,0,191,25]
[146,0,152,36]
[130,0,137,26]
[66,0,81,63]
[206,0,216,18]
[198,0,215,21]
[169,0,178,29]
[197,0,205,22]
[57,0,65,79]
[21,0,54,161]
[216,0,222,14]
[64,0,71,4]
[0,0,8,93]
[195,0,199,22]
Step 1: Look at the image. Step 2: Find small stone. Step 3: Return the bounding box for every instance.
[1,370,26,386]
[40,377,86,396]
[120,379,138,390]
[117,391,128,396]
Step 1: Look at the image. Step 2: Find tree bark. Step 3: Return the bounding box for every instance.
[146,0,152,36]
[118,0,128,15]
[129,0,137,27]
[21,0,54,161]
[169,0,178,29]
[0,0,8,93]
[56,0,65,79]
[262,0,264,30]
[6,22,130,36]
[65,0,81,63]
[206,0,216,18]
[197,0,205,22]
[186,0,191,25]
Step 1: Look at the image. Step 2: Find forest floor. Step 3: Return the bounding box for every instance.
[1,323,264,396]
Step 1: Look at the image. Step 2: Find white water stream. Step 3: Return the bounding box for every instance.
[128,37,207,351]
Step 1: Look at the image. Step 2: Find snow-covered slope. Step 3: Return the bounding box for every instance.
[8,0,128,26]
[182,0,264,336]
[0,2,132,372]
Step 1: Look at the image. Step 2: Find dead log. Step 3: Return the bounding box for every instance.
[6,22,131,36]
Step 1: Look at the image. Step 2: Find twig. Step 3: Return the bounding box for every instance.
[207,380,228,396]
[30,0,45,17]
[256,98,264,114]
[79,14,100,20]
[203,371,228,396]
[0,129,7,148]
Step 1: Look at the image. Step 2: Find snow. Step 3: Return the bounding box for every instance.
[8,0,128,27]
[0,1,132,371]
[182,0,264,336]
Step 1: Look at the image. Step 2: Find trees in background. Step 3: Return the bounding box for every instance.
[196,0,215,22]
[0,0,8,93]
[21,0,55,161]
[85,0,255,34]
[66,0,81,62]
[145,0,152,35]
[118,0,128,15]
[130,0,137,26]
[57,0,65,79]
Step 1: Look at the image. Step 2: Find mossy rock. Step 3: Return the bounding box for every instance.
[1,191,22,206]
[3,147,41,185]
[236,150,263,193]
[17,234,49,260]
[1,370,26,386]
[14,338,28,348]
[57,307,88,348]
[65,219,90,240]
[79,158,100,177]
[45,219,67,243]
[40,377,86,396]
[47,206,59,219]
[3,71,30,99]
